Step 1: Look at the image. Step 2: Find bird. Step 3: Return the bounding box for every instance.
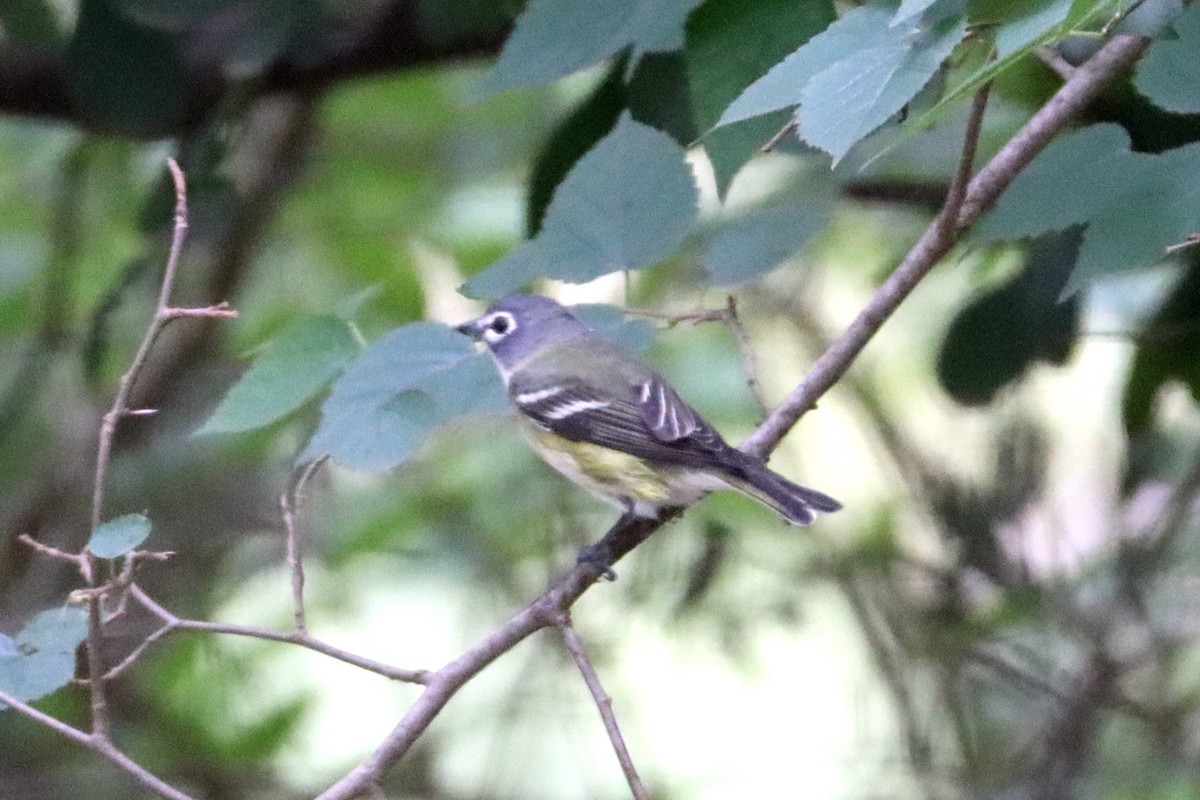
[455,294,841,528]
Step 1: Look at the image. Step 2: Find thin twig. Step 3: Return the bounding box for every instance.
[1100,0,1151,36]
[91,160,190,534]
[1034,46,1076,81]
[1164,234,1200,255]
[281,455,328,633]
[625,299,769,416]
[624,306,726,325]
[761,118,798,153]
[128,585,429,684]
[161,302,239,320]
[557,615,649,800]
[0,689,197,800]
[18,533,88,571]
[83,160,192,738]
[100,621,177,682]
[723,295,769,418]
[315,520,632,800]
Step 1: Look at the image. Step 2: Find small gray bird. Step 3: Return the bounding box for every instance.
[455,295,840,524]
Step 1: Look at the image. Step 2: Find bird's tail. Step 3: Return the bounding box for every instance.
[721,456,841,525]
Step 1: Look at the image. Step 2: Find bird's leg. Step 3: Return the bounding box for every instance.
[576,517,626,580]
[575,507,684,580]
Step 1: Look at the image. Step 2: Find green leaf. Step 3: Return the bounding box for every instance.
[1117,0,1183,37]
[463,116,698,297]
[986,0,1075,58]
[798,13,967,162]
[627,51,698,145]
[17,607,89,653]
[299,323,508,471]
[0,636,17,659]
[685,0,835,195]
[1134,1,1200,114]
[718,6,894,128]
[574,304,657,352]
[703,206,828,286]
[482,0,703,96]
[298,306,656,472]
[700,115,793,198]
[0,607,88,707]
[978,124,1131,238]
[979,124,1200,292]
[893,0,945,24]
[716,5,967,162]
[89,513,151,558]
[197,315,360,435]
[67,0,189,136]
[905,0,1087,138]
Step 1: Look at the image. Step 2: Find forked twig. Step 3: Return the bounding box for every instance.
[125,585,430,684]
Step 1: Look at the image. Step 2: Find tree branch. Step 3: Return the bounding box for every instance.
[0,2,509,137]
[313,32,1152,800]
[741,33,1149,460]
[0,689,197,800]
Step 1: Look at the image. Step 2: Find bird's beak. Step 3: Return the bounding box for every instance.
[454,317,484,340]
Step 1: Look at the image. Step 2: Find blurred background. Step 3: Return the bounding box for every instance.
[2,1,1200,799]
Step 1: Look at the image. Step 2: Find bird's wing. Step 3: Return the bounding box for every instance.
[509,375,728,468]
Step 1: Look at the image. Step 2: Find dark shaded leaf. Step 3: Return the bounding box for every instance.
[68,0,190,136]
[938,230,1081,406]
[685,0,834,194]
[627,51,698,145]
[526,57,627,237]
[1123,257,1200,433]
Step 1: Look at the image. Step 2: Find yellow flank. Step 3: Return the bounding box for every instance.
[524,423,673,503]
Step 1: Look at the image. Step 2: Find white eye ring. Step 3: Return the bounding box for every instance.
[482,312,517,344]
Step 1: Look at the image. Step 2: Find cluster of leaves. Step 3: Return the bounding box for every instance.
[0,515,147,704]
[197,0,1200,471]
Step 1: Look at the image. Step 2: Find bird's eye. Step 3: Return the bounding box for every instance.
[490,316,510,334]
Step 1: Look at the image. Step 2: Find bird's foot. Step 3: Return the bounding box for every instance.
[576,541,618,581]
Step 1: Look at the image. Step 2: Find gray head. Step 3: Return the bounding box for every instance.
[455,294,591,370]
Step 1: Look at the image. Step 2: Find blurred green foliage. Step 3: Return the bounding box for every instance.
[2,1,1200,799]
